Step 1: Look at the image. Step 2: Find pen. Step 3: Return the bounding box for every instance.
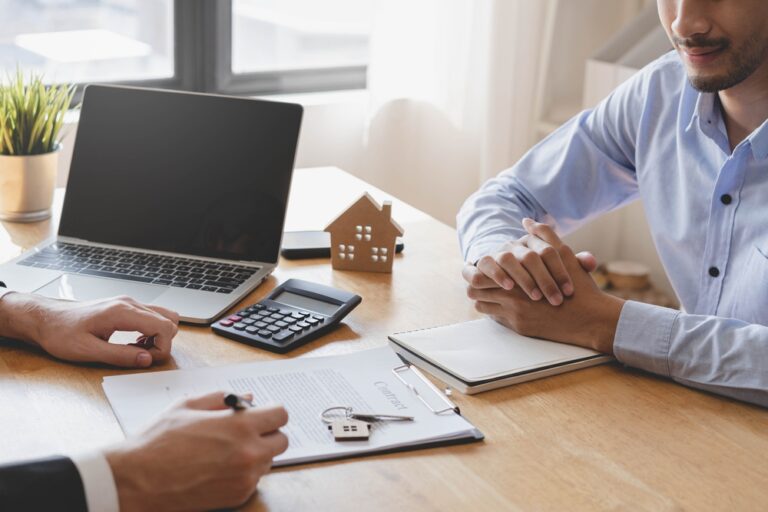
[224,393,254,411]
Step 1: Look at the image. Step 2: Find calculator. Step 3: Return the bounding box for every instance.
[212,278,362,353]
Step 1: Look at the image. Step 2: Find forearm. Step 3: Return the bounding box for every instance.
[456,175,544,263]
[0,292,47,345]
[614,301,768,408]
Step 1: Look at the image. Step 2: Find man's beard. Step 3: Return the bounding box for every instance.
[678,34,768,93]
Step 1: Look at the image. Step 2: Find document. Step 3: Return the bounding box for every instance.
[103,347,482,466]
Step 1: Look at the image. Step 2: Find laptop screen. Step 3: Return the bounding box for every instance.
[59,85,302,264]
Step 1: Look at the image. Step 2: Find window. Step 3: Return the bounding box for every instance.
[0,0,374,95]
[1,0,174,84]
[232,0,371,74]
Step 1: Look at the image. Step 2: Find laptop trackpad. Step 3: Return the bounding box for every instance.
[35,274,166,303]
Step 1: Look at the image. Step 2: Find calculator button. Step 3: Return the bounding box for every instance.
[242,318,255,325]
[289,325,303,333]
[219,320,234,327]
[282,317,297,324]
[245,326,259,334]
[305,318,319,326]
[275,321,288,328]
[312,315,325,322]
[256,310,270,317]
[267,325,281,333]
[254,321,268,328]
[238,310,250,317]
[253,304,265,310]
[262,317,276,324]
[273,330,294,342]
[258,329,272,338]
[233,323,247,330]
[270,313,284,320]
[267,307,280,313]
[228,315,242,322]
[297,321,311,329]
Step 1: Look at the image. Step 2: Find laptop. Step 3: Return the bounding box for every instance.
[0,85,303,324]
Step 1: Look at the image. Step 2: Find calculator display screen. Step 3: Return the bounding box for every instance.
[274,291,340,316]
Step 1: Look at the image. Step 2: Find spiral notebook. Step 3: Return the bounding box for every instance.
[389,318,613,395]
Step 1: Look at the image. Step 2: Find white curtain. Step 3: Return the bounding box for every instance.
[361,0,553,225]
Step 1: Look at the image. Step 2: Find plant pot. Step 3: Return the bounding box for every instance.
[0,147,59,222]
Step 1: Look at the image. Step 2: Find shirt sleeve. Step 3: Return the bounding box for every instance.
[456,63,649,263]
[70,452,120,512]
[614,300,768,408]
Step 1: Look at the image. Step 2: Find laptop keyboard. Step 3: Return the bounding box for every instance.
[18,242,259,294]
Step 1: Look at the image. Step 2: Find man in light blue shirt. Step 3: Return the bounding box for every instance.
[458,0,768,407]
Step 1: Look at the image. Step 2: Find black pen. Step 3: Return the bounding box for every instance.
[224,393,254,411]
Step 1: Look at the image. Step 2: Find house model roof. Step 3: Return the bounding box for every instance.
[324,192,405,236]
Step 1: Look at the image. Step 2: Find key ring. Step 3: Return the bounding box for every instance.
[320,406,353,424]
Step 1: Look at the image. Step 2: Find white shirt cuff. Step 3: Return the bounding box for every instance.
[70,451,120,512]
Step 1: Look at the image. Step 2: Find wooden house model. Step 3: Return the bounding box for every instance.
[324,193,404,273]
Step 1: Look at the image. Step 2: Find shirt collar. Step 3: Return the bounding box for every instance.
[685,91,717,133]
[747,118,768,161]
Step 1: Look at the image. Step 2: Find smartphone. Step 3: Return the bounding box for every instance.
[281,231,404,260]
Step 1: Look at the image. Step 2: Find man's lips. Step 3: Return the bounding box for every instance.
[679,45,725,65]
[682,46,723,56]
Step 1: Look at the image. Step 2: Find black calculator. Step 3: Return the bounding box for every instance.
[212,278,362,353]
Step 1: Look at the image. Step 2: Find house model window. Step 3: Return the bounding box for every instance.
[324,193,404,273]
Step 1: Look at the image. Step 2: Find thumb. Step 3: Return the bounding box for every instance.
[83,336,153,368]
[182,391,232,411]
[575,251,598,273]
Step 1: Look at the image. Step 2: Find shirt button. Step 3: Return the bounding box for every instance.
[720,194,732,205]
[708,266,720,277]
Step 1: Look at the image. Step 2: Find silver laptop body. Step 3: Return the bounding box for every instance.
[0,85,303,324]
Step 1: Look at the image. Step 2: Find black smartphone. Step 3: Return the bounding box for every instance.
[281,231,404,259]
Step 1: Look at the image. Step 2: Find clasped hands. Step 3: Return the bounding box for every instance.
[462,218,624,354]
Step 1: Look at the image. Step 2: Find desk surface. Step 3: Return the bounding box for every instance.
[1,167,767,511]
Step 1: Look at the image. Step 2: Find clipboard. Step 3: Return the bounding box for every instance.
[102,347,484,467]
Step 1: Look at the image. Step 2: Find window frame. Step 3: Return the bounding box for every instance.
[52,0,368,100]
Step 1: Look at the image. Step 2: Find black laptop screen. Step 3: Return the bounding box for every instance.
[59,85,302,264]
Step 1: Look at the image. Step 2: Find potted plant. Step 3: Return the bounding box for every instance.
[0,69,75,222]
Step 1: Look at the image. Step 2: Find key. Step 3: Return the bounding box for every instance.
[348,412,414,422]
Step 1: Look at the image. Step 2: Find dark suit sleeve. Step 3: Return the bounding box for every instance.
[0,456,87,512]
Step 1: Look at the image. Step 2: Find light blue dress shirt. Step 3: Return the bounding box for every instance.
[457,51,768,407]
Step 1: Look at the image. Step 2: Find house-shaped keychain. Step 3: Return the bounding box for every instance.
[324,193,404,273]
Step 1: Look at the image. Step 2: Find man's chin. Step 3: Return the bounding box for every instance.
[686,69,742,93]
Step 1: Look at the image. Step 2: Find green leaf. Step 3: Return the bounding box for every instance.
[0,67,75,155]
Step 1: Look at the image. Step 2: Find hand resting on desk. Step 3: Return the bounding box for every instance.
[469,218,597,306]
[464,222,623,354]
[0,293,177,368]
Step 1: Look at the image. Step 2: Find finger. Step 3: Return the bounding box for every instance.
[522,218,564,249]
[244,405,289,434]
[474,300,504,317]
[79,334,154,368]
[575,251,598,273]
[474,256,515,290]
[462,263,501,289]
[525,235,574,298]
[498,246,542,301]
[107,304,176,363]
[183,391,231,411]
[260,430,289,457]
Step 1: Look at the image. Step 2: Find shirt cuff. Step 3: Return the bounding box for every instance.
[613,300,679,377]
[70,451,120,512]
[464,239,510,265]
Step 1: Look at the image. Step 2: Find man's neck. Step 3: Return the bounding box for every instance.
[719,62,768,151]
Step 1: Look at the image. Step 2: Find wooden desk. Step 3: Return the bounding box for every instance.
[1,167,767,511]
